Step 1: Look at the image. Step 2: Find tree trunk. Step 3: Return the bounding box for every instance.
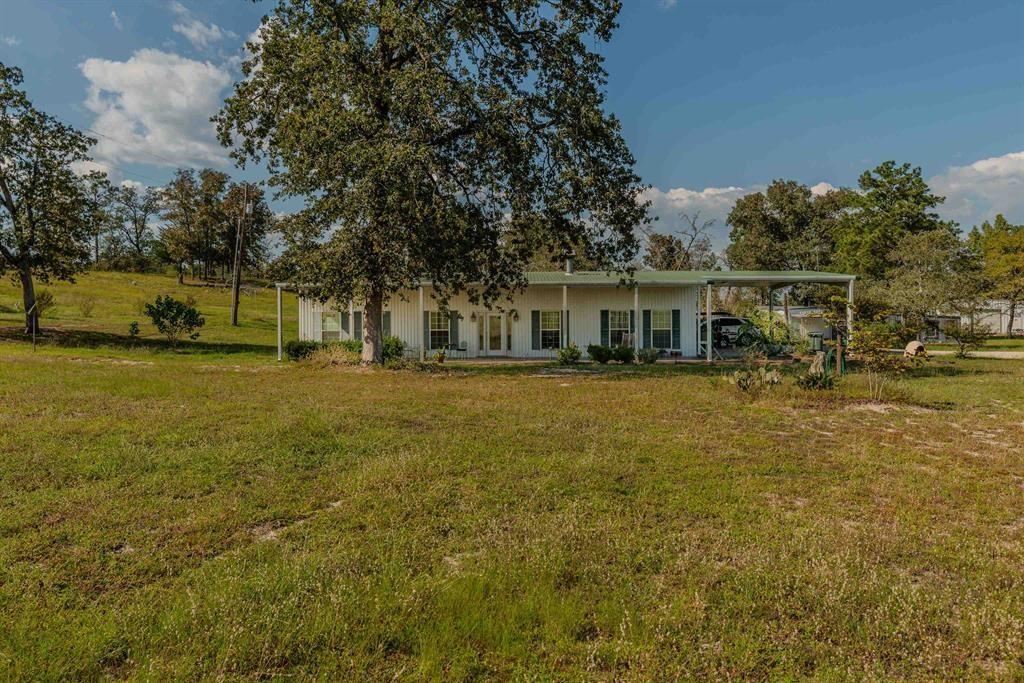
[177,263,184,285]
[19,267,38,335]
[361,290,384,364]
[1008,301,1017,338]
[94,232,100,263]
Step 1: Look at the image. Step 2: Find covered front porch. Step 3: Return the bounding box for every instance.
[276,270,856,362]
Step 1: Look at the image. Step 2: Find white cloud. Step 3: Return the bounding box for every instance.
[169,1,235,50]
[641,185,759,249]
[110,11,123,31]
[79,48,232,167]
[809,181,837,196]
[659,0,678,8]
[930,151,1024,227]
[2,36,20,47]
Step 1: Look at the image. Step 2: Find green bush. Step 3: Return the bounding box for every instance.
[796,370,836,390]
[128,321,140,338]
[337,339,362,353]
[944,322,990,359]
[637,348,659,365]
[32,290,56,319]
[382,335,405,361]
[144,295,205,343]
[612,345,634,364]
[729,366,782,393]
[558,342,582,365]
[284,339,321,361]
[736,310,792,356]
[587,344,614,364]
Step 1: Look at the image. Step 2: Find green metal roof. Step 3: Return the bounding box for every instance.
[523,271,707,286]
[279,270,856,290]
[523,270,855,287]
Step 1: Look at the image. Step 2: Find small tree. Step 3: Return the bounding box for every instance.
[944,322,989,359]
[144,295,205,344]
[848,321,918,401]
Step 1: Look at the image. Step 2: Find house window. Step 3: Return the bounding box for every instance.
[651,310,672,348]
[540,310,561,349]
[429,311,449,349]
[609,310,630,346]
[321,311,340,341]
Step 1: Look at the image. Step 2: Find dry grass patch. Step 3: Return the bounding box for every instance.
[0,338,1022,679]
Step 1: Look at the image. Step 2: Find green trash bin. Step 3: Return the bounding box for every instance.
[808,333,823,352]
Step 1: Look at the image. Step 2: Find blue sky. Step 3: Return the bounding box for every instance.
[1,0,1021,247]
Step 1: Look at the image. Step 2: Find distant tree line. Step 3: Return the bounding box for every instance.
[75,168,275,282]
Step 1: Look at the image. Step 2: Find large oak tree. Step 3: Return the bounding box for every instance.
[216,0,649,362]
[0,63,94,333]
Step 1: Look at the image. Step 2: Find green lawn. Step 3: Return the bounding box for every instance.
[0,270,297,360]
[1,273,1023,679]
[928,337,1024,351]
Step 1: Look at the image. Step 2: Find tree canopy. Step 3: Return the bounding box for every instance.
[970,214,1024,335]
[0,62,94,332]
[833,161,954,279]
[725,180,849,274]
[644,212,718,271]
[216,0,649,362]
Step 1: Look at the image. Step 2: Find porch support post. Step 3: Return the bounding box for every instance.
[633,284,640,353]
[276,285,283,362]
[706,284,713,362]
[846,279,855,340]
[562,285,568,347]
[418,285,425,361]
[349,300,354,340]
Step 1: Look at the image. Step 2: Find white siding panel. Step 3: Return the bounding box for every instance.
[298,284,701,357]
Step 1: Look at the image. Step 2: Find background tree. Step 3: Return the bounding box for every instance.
[81,170,114,263]
[644,212,718,270]
[834,161,954,280]
[0,63,92,333]
[222,181,275,325]
[882,229,986,335]
[726,180,849,304]
[159,169,202,284]
[726,180,848,272]
[970,215,1024,336]
[221,181,274,276]
[217,1,649,363]
[113,184,161,271]
[195,169,230,280]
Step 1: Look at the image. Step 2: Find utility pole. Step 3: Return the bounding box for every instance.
[230,184,250,327]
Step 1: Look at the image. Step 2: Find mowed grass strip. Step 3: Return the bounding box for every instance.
[1,343,1022,679]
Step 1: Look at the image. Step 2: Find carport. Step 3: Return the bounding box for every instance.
[697,271,856,362]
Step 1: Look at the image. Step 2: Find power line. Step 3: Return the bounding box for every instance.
[79,125,187,168]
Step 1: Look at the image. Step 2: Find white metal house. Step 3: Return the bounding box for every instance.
[279,269,856,361]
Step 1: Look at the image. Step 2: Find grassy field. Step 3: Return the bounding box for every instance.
[1,273,1023,679]
[929,337,1024,351]
[0,270,297,360]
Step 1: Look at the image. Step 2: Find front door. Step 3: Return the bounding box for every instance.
[478,314,507,356]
